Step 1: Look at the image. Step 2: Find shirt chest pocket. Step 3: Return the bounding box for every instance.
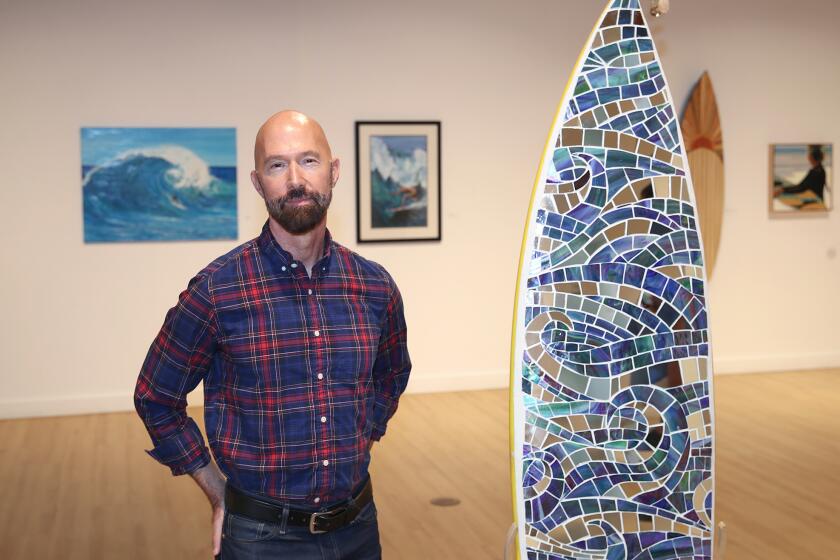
[216,298,312,388]
[322,322,382,385]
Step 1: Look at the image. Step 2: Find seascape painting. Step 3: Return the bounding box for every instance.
[370,135,428,228]
[355,121,441,242]
[771,143,832,215]
[82,127,237,242]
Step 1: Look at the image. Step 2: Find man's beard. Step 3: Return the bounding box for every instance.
[265,181,333,235]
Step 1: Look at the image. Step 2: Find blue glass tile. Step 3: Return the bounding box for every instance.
[577,91,600,112]
[640,79,657,95]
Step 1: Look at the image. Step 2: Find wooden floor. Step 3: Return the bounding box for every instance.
[0,369,838,559]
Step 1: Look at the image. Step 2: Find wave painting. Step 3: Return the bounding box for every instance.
[82,127,237,242]
[370,135,428,228]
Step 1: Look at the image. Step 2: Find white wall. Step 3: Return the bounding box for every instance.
[1,0,838,418]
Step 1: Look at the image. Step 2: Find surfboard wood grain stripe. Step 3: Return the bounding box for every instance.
[681,72,724,277]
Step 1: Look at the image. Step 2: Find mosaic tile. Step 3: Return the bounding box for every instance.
[513,1,715,558]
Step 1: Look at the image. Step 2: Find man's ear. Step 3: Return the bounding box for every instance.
[330,158,341,188]
[251,170,266,199]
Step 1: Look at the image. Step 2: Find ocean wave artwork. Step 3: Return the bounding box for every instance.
[370,135,428,228]
[81,127,237,242]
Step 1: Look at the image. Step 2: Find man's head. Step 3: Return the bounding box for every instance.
[808,145,824,167]
[251,110,340,234]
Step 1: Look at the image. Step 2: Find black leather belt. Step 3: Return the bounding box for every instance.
[224,478,373,534]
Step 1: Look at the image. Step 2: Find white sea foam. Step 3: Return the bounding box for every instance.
[117,145,214,190]
[370,137,427,188]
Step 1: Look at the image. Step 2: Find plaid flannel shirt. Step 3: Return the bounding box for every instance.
[134,223,411,505]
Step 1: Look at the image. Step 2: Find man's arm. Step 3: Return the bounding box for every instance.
[369,280,412,442]
[134,272,226,552]
[190,462,226,555]
[134,271,217,474]
[781,168,820,194]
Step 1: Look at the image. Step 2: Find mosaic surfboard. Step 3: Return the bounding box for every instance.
[510,1,716,559]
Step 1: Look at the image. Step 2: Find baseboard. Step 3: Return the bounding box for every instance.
[713,352,840,374]
[404,369,510,394]
[3,357,838,420]
[0,371,511,420]
[0,388,207,421]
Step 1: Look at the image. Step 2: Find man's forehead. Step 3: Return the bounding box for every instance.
[255,111,332,163]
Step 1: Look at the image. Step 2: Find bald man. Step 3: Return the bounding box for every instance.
[135,111,411,559]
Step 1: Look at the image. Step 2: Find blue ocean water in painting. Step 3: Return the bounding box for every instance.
[81,128,237,242]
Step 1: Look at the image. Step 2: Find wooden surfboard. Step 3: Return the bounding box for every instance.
[681,72,724,278]
[510,1,716,559]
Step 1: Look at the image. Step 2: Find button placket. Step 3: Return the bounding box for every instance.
[304,270,330,482]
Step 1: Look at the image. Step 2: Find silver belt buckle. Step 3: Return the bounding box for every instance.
[309,511,328,534]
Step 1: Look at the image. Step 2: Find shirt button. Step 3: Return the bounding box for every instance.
[291,263,298,268]
[281,266,287,272]
[314,497,321,503]
[317,373,324,380]
[308,289,313,295]
[320,416,327,423]
[322,460,329,466]
[314,330,320,337]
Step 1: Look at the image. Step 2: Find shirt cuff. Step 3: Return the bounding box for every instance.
[145,417,211,476]
[369,398,396,441]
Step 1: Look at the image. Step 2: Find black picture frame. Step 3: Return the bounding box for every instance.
[355,121,441,243]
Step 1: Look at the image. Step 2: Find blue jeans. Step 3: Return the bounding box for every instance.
[219,501,381,559]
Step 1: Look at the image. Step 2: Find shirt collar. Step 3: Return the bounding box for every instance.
[258,220,334,273]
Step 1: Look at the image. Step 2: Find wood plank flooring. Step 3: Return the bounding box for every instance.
[0,369,838,559]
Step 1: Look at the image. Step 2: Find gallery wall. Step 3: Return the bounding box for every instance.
[1,0,838,418]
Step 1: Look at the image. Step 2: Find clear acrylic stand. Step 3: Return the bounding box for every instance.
[716,521,727,559]
[504,522,517,560]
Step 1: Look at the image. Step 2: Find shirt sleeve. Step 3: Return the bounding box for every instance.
[369,280,412,441]
[134,272,217,475]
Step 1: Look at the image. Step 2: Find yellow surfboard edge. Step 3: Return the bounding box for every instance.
[507,3,615,557]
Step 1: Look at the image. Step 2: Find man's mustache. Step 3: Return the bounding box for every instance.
[279,188,323,207]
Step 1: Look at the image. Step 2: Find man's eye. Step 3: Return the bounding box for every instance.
[303,158,318,165]
[270,162,286,169]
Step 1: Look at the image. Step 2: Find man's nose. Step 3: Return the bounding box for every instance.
[287,162,303,185]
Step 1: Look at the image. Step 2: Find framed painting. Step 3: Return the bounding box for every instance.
[82,127,237,242]
[769,143,832,216]
[355,121,441,242]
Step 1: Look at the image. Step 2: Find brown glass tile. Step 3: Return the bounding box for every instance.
[561,127,584,147]
[619,100,636,113]
[638,141,656,157]
[627,219,650,235]
[620,134,639,152]
[603,27,621,45]
[655,147,671,163]
[619,286,642,304]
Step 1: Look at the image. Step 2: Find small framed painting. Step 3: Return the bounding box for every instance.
[355,121,441,242]
[769,143,832,216]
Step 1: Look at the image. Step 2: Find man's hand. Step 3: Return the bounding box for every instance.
[211,502,224,555]
[189,462,227,555]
